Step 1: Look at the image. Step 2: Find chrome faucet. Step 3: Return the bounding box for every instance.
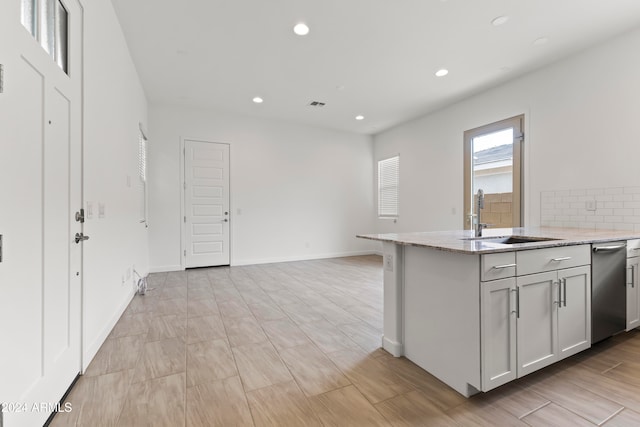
[475,189,488,237]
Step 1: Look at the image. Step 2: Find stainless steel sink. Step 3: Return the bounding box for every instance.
[461,235,560,244]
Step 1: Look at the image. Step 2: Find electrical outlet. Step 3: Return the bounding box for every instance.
[586,200,596,211]
[384,254,394,272]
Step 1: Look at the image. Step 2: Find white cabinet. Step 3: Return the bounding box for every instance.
[481,277,517,391]
[516,271,558,377]
[627,255,640,331]
[556,266,591,358]
[481,246,591,392]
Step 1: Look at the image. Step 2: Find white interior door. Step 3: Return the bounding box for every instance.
[184,140,230,267]
[0,1,83,426]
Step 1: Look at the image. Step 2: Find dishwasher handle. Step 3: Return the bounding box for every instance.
[593,244,627,252]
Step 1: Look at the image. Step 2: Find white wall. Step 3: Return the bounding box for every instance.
[82,0,149,367]
[373,26,640,235]
[148,105,376,270]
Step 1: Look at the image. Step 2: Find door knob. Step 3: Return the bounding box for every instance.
[74,233,89,243]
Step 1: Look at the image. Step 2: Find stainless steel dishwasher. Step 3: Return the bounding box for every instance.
[591,241,627,343]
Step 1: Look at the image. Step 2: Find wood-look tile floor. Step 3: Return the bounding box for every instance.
[50,255,640,426]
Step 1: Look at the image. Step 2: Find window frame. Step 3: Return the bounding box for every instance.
[377,155,400,219]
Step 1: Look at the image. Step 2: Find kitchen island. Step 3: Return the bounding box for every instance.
[357,227,640,397]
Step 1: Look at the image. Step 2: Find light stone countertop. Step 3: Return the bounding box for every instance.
[357,227,640,254]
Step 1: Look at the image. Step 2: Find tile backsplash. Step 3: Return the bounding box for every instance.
[541,187,640,232]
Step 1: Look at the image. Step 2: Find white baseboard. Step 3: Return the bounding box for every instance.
[382,336,404,357]
[231,250,379,266]
[82,289,135,373]
[149,264,183,273]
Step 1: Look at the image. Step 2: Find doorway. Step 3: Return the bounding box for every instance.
[182,140,231,268]
[463,115,524,230]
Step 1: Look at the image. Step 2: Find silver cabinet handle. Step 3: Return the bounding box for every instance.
[511,287,520,319]
[631,265,636,289]
[491,263,517,270]
[74,233,89,244]
[563,278,567,307]
[556,280,561,306]
[633,247,640,251]
[551,257,572,262]
[593,245,626,252]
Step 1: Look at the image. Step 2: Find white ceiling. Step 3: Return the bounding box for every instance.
[111,0,640,135]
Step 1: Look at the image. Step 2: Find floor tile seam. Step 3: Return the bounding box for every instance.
[542,394,623,426]
[600,362,623,374]
[275,341,354,397]
[561,368,640,411]
[517,400,552,419]
[598,406,625,426]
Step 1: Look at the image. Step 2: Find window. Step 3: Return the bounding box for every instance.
[21,0,69,73]
[463,115,524,229]
[138,124,148,225]
[378,155,399,218]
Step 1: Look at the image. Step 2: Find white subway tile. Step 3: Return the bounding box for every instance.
[605,187,624,195]
[613,194,633,202]
[604,216,624,223]
[614,208,634,216]
[587,188,605,196]
[604,202,624,209]
[624,187,640,194]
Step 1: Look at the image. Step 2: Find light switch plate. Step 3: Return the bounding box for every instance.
[98,203,105,219]
[86,201,93,219]
[586,200,597,211]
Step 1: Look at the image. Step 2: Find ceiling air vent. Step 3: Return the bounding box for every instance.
[308,101,326,107]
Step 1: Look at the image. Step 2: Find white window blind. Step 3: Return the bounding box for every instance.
[378,155,399,218]
[138,125,148,224]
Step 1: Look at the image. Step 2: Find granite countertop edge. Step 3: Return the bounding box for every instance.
[356,227,640,255]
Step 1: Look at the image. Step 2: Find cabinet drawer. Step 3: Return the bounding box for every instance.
[517,245,590,276]
[628,239,640,258]
[481,252,516,281]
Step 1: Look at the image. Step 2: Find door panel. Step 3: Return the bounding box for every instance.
[557,266,591,358]
[0,1,82,425]
[481,278,517,391]
[517,271,558,377]
[184,140,230,267]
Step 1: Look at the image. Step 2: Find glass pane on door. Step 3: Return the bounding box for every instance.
[464,115,523,230]
[472,128,514,228]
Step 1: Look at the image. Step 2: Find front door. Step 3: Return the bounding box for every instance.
[184,140,230,267]
[0,0,83,425]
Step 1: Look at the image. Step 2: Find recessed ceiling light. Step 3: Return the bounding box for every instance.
[355,115,364,121]
[252,97,263,104]
[293,23,310,36]
[533,37,549,46]
[491,16,509,26]
[435,69,449,77]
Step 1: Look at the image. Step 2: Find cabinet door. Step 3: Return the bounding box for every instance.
[481,277,517,392]
[557,266,591,359]
[627,257,640,331]
[516,271,558,377]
